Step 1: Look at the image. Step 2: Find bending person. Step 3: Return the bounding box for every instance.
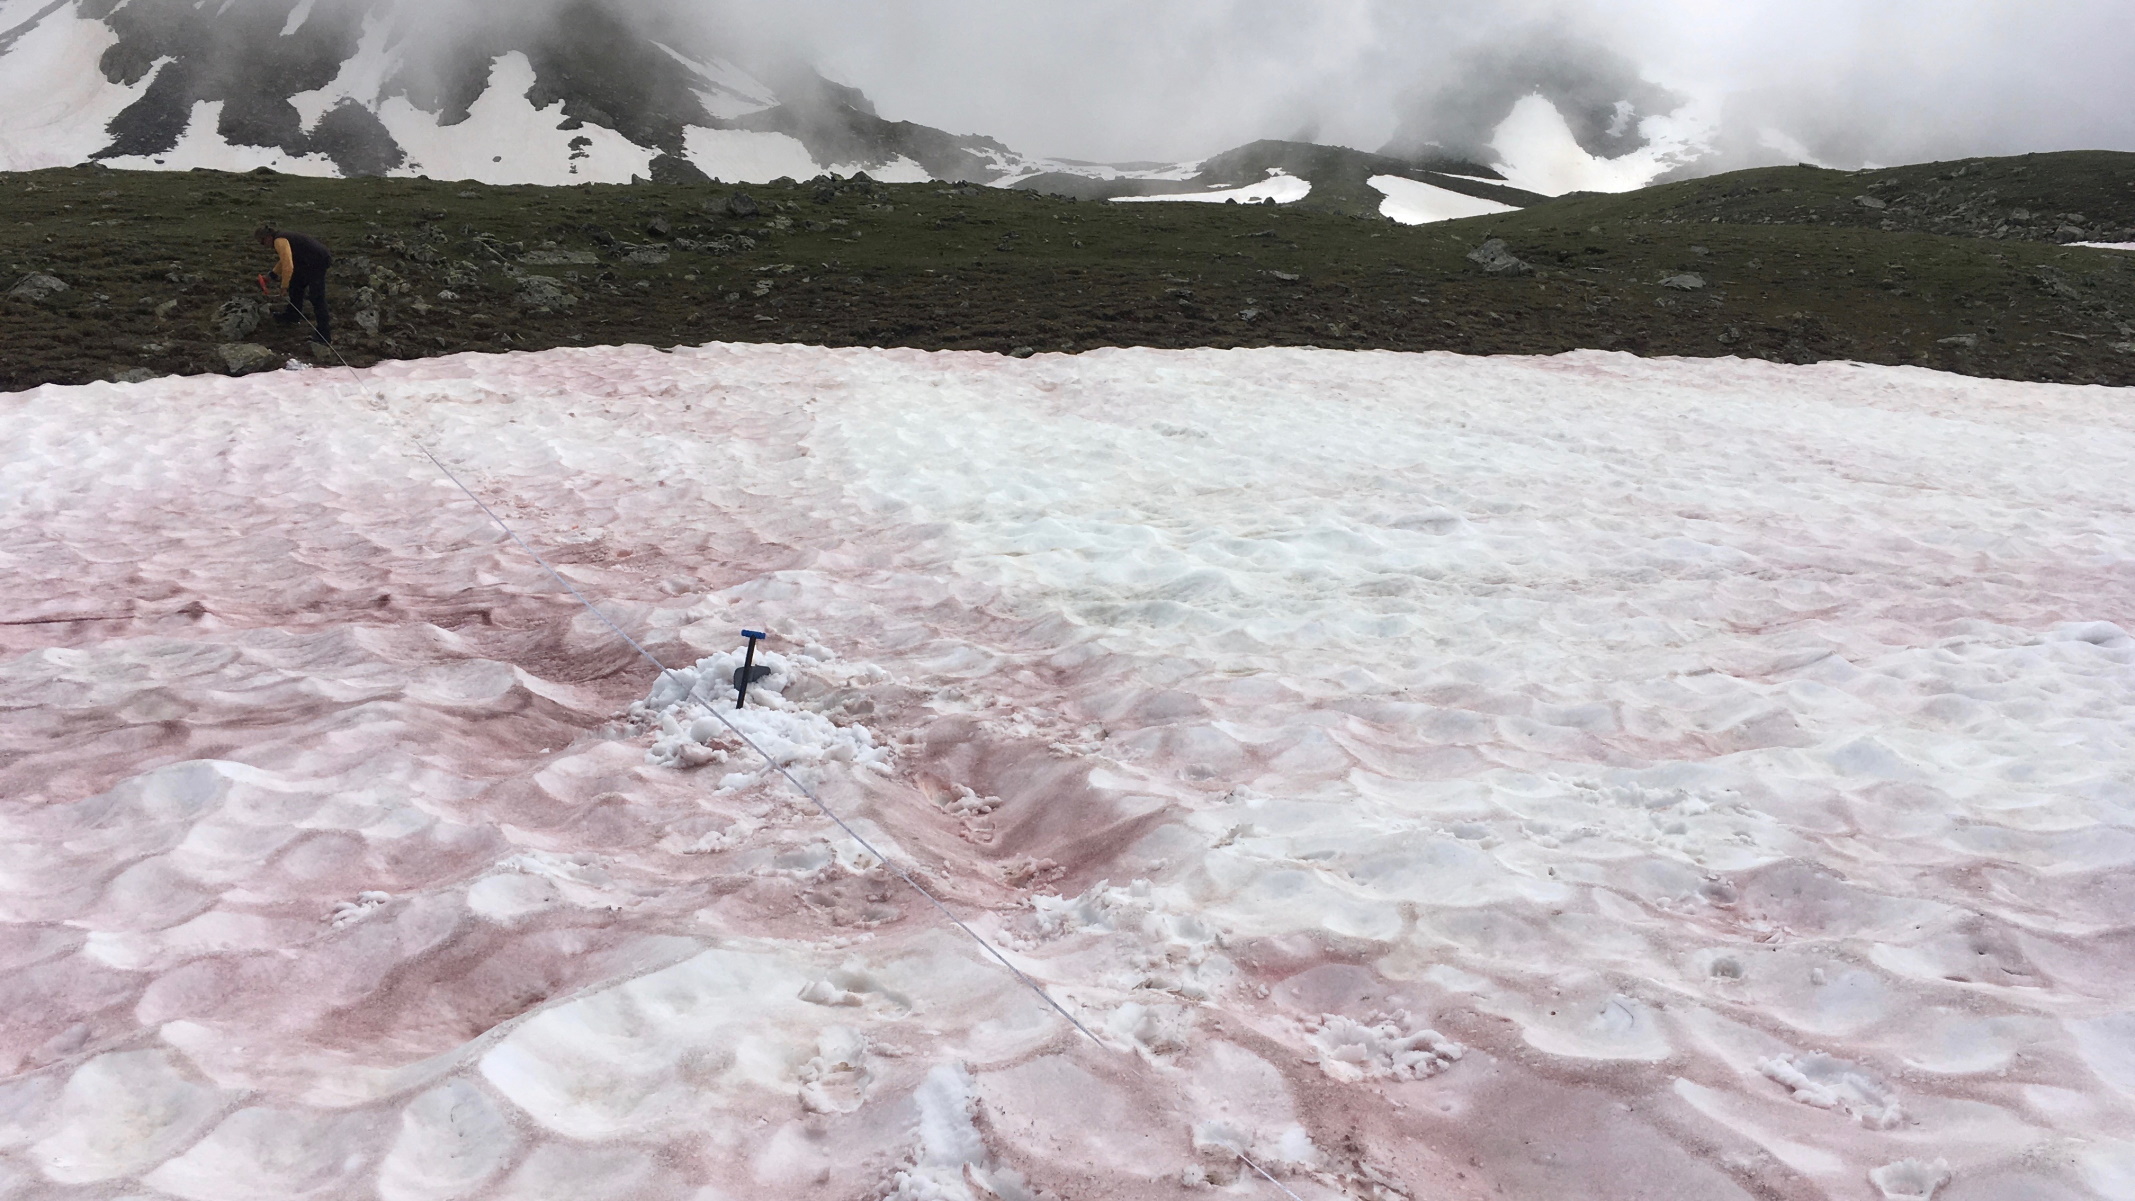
[255,224,334,344]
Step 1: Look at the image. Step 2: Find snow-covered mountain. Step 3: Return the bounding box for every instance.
[0,0,1691,217]
[0,0,1044,184]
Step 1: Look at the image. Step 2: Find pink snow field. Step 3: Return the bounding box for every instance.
[2,342,2132,1201]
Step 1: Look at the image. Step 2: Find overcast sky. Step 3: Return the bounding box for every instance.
[685,0,2135,168]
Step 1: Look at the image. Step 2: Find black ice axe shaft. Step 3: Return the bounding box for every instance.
[733,629,767,709]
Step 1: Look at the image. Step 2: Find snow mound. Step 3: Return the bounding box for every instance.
[1370,174,1518,224]
[1759,1052,1905,1129]
[629,645,893,783]
[1303,1011,1464,1081]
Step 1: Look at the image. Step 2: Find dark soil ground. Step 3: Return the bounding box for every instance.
[3,153,2132,391]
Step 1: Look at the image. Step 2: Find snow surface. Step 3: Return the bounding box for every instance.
[1368,174,1518,225]
[1488,93,1710,196]
[5,343,2135,1199]
[382,53,655,185]
[0,2,160,172]
[98,98,344,177]
[2074,242,2135,252]
[1112,170,1310,206]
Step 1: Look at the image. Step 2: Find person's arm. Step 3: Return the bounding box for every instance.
[274,237,295,291]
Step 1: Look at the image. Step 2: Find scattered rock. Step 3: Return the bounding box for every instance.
[213,297,268,340]
[1938,334,1979,349]
[723,192,761,219]
[621,244,671,265]
[515,275,576,311]
[2058,224,2087,239]
[2111,341,2135,355]
[1267,270,1301,281]
[1466,239,1532,275]
[216,343,280,376]
[647,154,709,186]
[1661,273,1708,290]
[7,273,69,303]
[354,308,381,335]
[153,298,180,319]
[676,234,756,255]
[1238,308,1261,323]
[109,367,156,384]
[644,215,672,238]
[1854,195,1888,210]
[1009,346,1036,358]
[520,248,598,265]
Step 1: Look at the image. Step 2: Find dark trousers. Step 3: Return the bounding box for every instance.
[279,270,330,342]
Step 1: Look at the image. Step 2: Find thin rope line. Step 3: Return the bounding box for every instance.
[1238,1152,1307,1201]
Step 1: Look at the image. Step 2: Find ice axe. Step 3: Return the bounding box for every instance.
[733,629,771,709]
[257,273,273,296]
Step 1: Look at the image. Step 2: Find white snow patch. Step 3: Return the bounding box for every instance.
[2074,241,2135,252]
[99,99,343,176]
[379,52,653,184]
[287,12,396,128]
[0,6,162,171]
[1489,93,1712,195]
[1112,170,1309,206]
[1369,174,1519,224]
[279,0,316,37]
[682,126,821,182]
[652,42,776,120]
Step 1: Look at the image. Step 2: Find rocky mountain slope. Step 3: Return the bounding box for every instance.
[0,0,1040,184]
[1605,151,2135,245]
[1006,140,1546,219]
[4,155,2129,394]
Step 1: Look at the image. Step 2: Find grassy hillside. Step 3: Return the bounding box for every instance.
[2,158,2130,392]
[1622,151,2135,244]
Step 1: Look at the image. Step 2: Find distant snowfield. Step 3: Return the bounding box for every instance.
[7,349,2135,1196]
[1112,170,1311,206]
[2076,242,2135,252]
[1368,174,1518,225]
[0,2,157,173]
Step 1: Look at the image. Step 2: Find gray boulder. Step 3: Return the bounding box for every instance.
[1661,273,1707,291]
[621,244,671,265]
[214,297,269,340]
[1465,239,1532,275]
[723,192,761,219]
[515,275,576,311]
[217,343,281,376]
[1938,334,1979,350]
[1854,195,1888,210]
[6,273,68,303]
